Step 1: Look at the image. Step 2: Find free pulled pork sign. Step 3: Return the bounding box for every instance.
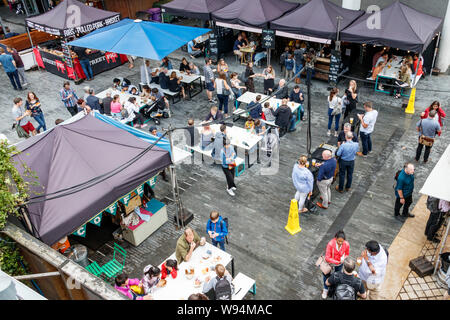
[36,49,126,80]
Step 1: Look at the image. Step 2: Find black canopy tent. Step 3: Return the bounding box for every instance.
[13,115,172,246]
[340,1,442,54]
[161,0,235,20]
[270,0,364,41]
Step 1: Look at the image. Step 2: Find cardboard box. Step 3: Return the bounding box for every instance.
[124,193,142,215]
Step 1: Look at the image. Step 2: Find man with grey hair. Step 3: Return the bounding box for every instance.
[86,88,101,112]
[175,227,206,264]
[336,131,359,193]
[415,109,441,163]
[326,257,367,300]
[337,123,358,147]
[394,163,415,222]
[273,78,289,99]
[316,150,337,209]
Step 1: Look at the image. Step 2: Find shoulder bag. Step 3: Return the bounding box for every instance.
[331,97,343,116]
[418,120,435,147]
[315,255,332,275]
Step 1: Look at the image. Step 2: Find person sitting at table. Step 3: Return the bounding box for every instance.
[151,87,170,111]
[101,92,113,116]
[158,68,170,90]
[254,119,266,136]
[160,56,173,70]
[202,264,234,300]
[175,227,206,264]
[205,105,224,123]
[241,32,249,46]
[247,95,263,119]
[270,98,293,137]
[263,65,275,95]
[179,57,191,74]
[189,62,200,75]
[188,293,209,300]
[188,39,204,59]
[200,124,214,151]
[86,88,102,112]
[184,118,200,147]
[338,123,358,147]
[367,60,386,84]
[263,102,275,122]
[124,97,147,128]
[110,95,122,118]
[140,60,153,84]
[114,273,152,300]
[150,68,160,84]
[372,47,388,69]
[392,64,412,98]
[142,265,163,294]
[233,34,244,58]
[113,77,131,91]
[245,116,255,133]
[161,259,178,280]
[168,71,188,100]
[141,85,152,99]
[289,85,305,121]
[128,85,140,96]
[212,124,227,162]
[273,79,289,100]
[230,72,246,107]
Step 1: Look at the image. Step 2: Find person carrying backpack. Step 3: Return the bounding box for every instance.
[326,257,367,300]
[206,210,228,251]
[202,264,234,300]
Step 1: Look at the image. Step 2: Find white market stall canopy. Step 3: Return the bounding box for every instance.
[420,144,450,202]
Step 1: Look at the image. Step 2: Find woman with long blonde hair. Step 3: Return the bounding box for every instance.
[344,80,358,118]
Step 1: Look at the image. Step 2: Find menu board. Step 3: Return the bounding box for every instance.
[328,49,341,85]
[261,29,275,49]
[61,40,73,69]
[208,33,219,63]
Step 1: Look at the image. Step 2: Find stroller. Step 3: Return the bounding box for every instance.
[142,96,168,125]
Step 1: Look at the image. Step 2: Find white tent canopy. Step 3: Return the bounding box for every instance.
[420,144,450,202]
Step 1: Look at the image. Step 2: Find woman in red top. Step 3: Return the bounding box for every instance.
[160,259,178,279]
[322,230,350,299]
[421,101,446,136]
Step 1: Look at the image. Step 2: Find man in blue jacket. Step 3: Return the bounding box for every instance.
[206,211,228,251]
[246,95,262,119]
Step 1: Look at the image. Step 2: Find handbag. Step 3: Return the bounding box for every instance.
[315,255,332,275]
[331,98,343,116]
[304,197,317,213]
[418,120,435,147]
[222,80,231,96]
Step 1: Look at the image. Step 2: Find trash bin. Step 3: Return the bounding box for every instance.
[69,244,89,268]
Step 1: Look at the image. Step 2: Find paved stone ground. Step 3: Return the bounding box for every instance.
[2,7,450,300]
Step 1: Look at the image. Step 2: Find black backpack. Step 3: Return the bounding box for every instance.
[333,273,357,300]
[215,276,232,300]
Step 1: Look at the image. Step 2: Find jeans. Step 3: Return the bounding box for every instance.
[394,195,413,217]
[212,239,226,251]
[295,63,303,79]
[328,108,341,131]
[232,88,242,108]
[285,69,294,80]
[306,67,314,85]
[33,113,47,132]
[360,131,372,155]
[317,177,333,208]
[254,52,267,66]
[299,105,304,120]
[415,141,432,162]
[295,191,308,211]
[6,70,22,89]
[222,166,236,190]
[79,59,93,80]
[17,67,28,84]
[338,159,355,191]
[425,211,444,240]
[323,263,343,290]
[217,94,229,114]
[289,116,297,131]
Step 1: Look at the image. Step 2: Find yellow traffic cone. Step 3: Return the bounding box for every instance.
[405,87,416,114]
[285,199,302,235]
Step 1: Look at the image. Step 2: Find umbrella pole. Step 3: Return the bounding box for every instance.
[430,32,441,79]
[144,58,150,85]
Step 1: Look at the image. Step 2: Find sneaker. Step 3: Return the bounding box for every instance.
[321,289,328,299]
[141,124,148,128]
[327,130,331,136]
[134,124,139,128]
[227,189,235,197]
[231,187,237,191]
[334,131,338,137]
[22,82,29,86]
[366,77,373,80]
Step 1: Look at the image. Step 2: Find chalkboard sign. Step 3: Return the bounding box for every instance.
[328,49,341,85]
[262,29,275,49]
[208,33,219,63]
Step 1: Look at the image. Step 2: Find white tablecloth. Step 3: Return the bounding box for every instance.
[210,124,263,151]
[152,242,232,300]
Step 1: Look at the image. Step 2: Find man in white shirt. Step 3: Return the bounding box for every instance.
[358,240,388,300]
[357,101,378,157]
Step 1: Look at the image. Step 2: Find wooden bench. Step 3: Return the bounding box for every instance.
[185,144,245,177]
[139,82,181,104]
[232,272,256,300]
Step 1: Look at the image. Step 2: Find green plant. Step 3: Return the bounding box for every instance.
[0,236,28,276]
[0,140,41,230]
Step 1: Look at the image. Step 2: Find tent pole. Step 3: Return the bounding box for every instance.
[430,32,441,79]
[144,58,150,85]
[335,16,343,51]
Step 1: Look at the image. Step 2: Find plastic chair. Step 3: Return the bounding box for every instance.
[101,243,127,280]
[86,261,103,277]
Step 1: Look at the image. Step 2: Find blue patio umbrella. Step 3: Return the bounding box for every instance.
[67,18,210,60]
